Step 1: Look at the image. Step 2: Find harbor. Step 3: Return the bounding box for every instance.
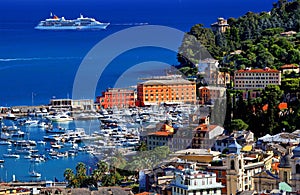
[0,102,199,183]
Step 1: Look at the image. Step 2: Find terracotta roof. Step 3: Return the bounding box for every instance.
[278,102,288,110]
[280,64,299,69]
[136,192,159,195]
[177,165,184,170]
[262,103,288,111]
[149,131,172,136]
[236,68,279,73]
[262,104,268,111]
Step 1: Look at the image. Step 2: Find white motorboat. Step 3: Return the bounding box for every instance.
[3,153,20,158]
[46,114,73,122]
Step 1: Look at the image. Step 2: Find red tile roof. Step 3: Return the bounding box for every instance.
[236,68,279,73]
[262,102,288,111]
[149,131,172,136]
[278,102,288,110]
[280,64,299,69]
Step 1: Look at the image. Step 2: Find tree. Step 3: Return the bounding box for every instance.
[230,119,249,131]
[137,141,147,151]
[64,168,75,187]
[262,85,284,134]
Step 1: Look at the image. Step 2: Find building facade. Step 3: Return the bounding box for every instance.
[198,86,226,105]
[192,124,224,149]
[199,58,230,87]
[211,18,229,33]
[171,169,223,195]
[137,76,196,107]
[234,68,281,90]
[49,99,94,111]
[96,88,135,109]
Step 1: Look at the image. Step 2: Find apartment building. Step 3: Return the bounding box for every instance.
[137,76,196,107]
[234,68,281,90]
[199,86,226,104]
[96,88,135,109]
[171,168,223,195]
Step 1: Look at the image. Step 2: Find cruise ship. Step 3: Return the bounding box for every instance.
[35,14,110,30]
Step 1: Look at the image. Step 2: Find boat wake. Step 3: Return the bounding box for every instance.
[111,22,149,26]
[0,56,82,62]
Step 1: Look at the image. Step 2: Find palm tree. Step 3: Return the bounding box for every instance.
[64,168,74,181]
[64,168,75,187]
[75,162,87,187]
[96,160,109,174]
[91,169,103,187]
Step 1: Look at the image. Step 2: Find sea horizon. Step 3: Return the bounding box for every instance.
[0,0,275,107]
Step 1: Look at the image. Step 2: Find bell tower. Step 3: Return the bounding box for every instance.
[226,139,244,195]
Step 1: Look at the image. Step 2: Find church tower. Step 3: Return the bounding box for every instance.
[278,153,292,184]
[226,139,244,195]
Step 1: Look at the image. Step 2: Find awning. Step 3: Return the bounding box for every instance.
[242,145,252,152]
[279,182,292,192]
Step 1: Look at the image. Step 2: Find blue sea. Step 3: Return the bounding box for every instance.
[0,0,275,182]
[0,0,275,106]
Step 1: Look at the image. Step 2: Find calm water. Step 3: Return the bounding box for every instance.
[0,0,275,106]
[0,0,275,182]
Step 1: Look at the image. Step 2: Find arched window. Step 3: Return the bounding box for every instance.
[231,160,235,170]
[296,164,300,174]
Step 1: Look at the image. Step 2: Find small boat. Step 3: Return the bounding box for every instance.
[29,171,41,177]
[43,134,61,141]
[29,163,41,177]
[24,155,32,159]
[0,141,12,145]
[37,140,46,145]
[3,153,20,158]
[24,119,39,127]
[46,114,73,122]
[11,130,25,138]
[51,143,63,149]
[46,127,66,134]
[5,113,16,120]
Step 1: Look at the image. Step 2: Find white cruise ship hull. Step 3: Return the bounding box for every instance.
[35,23,110,30]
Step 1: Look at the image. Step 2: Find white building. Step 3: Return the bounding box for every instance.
[234,68,281,90]
[171,169,223,195]
[49,99,95,111]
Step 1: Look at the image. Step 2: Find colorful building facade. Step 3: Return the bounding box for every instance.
[137,76,197,107]
[96,88,135,109]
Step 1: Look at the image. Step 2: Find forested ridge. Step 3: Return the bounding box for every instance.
[177,0,300,136]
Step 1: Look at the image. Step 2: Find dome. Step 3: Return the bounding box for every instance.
[292,144,300,158]
[278,154,291,168]
[228,139,242,154]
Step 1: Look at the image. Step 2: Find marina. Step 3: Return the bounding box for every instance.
[0,104,199,182]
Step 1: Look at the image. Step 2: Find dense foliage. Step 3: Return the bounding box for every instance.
[63,145,171,189]
[177,0,300,137]
[225,82,300,136]
[177,0,300,73]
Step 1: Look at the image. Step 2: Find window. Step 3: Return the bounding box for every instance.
[296,164,300,174]
[231,160,235,170]
[284,171,288,183]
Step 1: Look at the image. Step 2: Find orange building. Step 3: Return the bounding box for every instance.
[136,76,197,106]
[96,88,135,109]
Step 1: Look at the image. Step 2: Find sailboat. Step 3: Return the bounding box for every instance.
[29,163,41,177]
